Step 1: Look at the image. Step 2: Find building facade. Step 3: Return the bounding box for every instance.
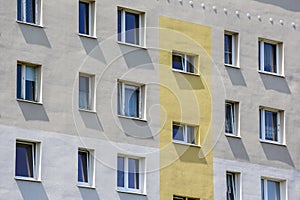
[0,0,299,199]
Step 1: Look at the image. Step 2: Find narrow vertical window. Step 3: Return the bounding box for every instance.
[117,8,144,46]
[17,0,41,25]
[117,156,125,187]
[79,1,89,35]
[225,102,239,136]
[78,150,89,183]
[17,62,41,103]
[79,73,95,111]
[226,173,236,200]
[224,32,238,66]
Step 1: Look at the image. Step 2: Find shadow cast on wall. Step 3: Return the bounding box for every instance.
[261,143,295,167]
[16,180,49,200]
[18,101,49,121]
[18,23,51,48]
[227,136,250,161]
[254,0,300,12]
[79,187,101,200]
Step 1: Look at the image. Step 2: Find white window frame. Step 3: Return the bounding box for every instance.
[172,52,197,74]
[172,122,199,146]
[118,80,145,120]
[259,107,285,144]
[224,31,239,67]
[117,7,145,47]
[225,101,239,136]
[226,172,241,200]
[117,155,145,194]
[79,73,95,111]
[77,148,95,188]
[78,0,96,37]
[17,0,42,25]
[258,38,284,75]
[17,62,42,103]
[261,178,286,200]
[15,140,41,181]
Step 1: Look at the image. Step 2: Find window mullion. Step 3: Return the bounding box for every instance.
[22,65,26,99]
[261,42,265,71]
[232,35,235,66]
[32,143,36,179]
[22,0,26,22]
[139,86,142,118]
[277,112,281,143]
[124,157,128,189]
[262,110,265,140]
[122,83,125,115]
[121,11,126,42]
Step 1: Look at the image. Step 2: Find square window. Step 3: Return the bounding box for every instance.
[17,62,42,103]
[172,123,198,145]
[78,149,94,187]
[259,39,283,75]
[79,73,95,111]
[225,101,239,136]
[172,52,196,74]
[118,8,145,46]
[226,172,241,200]
[17,0,41,25]
[224,32,238,66]
[261,178,285,200]
[118,81,145,119]
[117,155,145,193]
[79,0,95,36]
[259,108,284,144]
[15,141,41,180]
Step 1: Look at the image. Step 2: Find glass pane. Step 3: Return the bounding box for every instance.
[172,54,184,71]
[26,0,36,23]
[186,126,195,144]
[186,56,194,73]
[128,158,139,189]
[16,143,34,177]
[226,173,236,200]
[17,0,22,21]
[125,12,139,45]
[79,76,90,109]
[118,10,122,41]
[265,111,278,141]
[173,124,184,141]
[79,1,89,34]
[117,157,124,187]
[225,103,234,134]
[17,65,22,99]
[224,34,233,65]
[124,85,139,118]
[267,180,280,200]
[25,66,36,101]
[264,43,277,73]
[261,179,265,200]
[78,151,89,183]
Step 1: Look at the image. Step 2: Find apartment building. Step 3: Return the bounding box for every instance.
[0,0,299,199]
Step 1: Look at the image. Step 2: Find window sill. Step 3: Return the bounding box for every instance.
[118,115,147,122]
[77,184,96,189]
[224,64,240,69]
[15,177,41,182]
[16,20,43,28]
[78,33,97,39]
[258,70,285,78]
[17,99,43,105]
[172,140,201,148]
[172,69,200,77]
[225,133,241,139]
[117,41,147,50]
[259,140,286,146]
[117,188,146,196]
[79,108,96,113]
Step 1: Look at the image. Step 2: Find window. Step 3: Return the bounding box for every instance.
[117,8,145,46]
[259,39,283,75]
[117,155,144,193]
[225,101,239,136]
[79,0,95,36]
[79,73,95,111]
[17,0,41,25]
[17,62,42,102]
[259,108,284,144]
[224,32,238,66]
[118,81,145,119]
[226,172,240,200]
[173,196,199,200]
[172,123,198,145]
[261,179,284,200]
[78,149,95,187]
[172,52,196,74]
[15,141,41,180]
